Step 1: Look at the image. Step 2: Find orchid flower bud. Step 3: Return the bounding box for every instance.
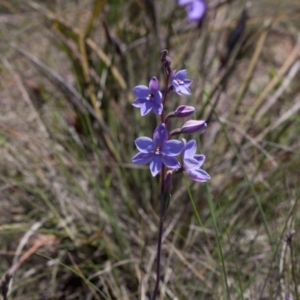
[174,105,195,118]
[180,120,207,134]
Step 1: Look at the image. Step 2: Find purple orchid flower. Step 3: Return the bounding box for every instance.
[132,123,184,177]
[171,70,192,95]
[177,0,207,23]
[181,139,210,182]
[132,77,163,116]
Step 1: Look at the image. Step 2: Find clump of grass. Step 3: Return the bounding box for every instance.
[0,0,300,299]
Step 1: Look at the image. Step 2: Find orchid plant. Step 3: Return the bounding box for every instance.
[131,50,210,299]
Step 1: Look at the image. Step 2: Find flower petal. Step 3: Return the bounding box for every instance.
[177,85,191,95]
[177,0,192,6]
[150,155,162,176]
[174,69,187,80]
[153,123,168,147]
[133,85,150,98]
[186,168,210,182]
[152,102,163,115]
[162,156,181,169]
[140,101,154,116]
[149,77,160,91]
[132,98,147,108]
[183,140,197,158]
[162,140,183,156]
[132,152,153,165]
[194,154,205,167]
[186,0,206,22]
[135,137,154,153]
[184,157,201,170]
[153,91,162,105]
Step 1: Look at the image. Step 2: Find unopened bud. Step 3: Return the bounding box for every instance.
[160,49,168,61]
[174,105,195,118]
[180,120,207,134]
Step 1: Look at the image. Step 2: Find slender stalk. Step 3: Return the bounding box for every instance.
[151,168,166,300]
[151,51,171,299]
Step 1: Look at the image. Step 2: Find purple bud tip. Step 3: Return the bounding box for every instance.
[161,49,168,61]
[164,56,172,67]
[180,120,207,134]
[174,105,195,118]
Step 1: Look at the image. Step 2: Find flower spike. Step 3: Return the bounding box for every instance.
[130,50,210,300]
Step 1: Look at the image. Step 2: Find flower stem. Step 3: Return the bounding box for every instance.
[152,51,171,299]
[151,201,164,299]
[151,166,166,300]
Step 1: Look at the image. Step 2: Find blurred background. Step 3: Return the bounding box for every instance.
[0,0,300,299]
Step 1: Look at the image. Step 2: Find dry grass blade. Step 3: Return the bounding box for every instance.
[231,23,269,116]
[12,45,121,161]
[254,93,300,144]
[84,0,105,38]
[0,55,49,138]
[220,117,278,169]
[256,59,300,120]
[78,30,102,119]
[67,254,101,300]
[26,0,127,90]
[239,33,300,129]
[86,38,127,90]
[77,0,105,135]
[169,244,212,289]
[0,231,56,299]
[279,217,293,300]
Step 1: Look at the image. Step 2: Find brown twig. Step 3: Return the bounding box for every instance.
[0,237,56,300]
